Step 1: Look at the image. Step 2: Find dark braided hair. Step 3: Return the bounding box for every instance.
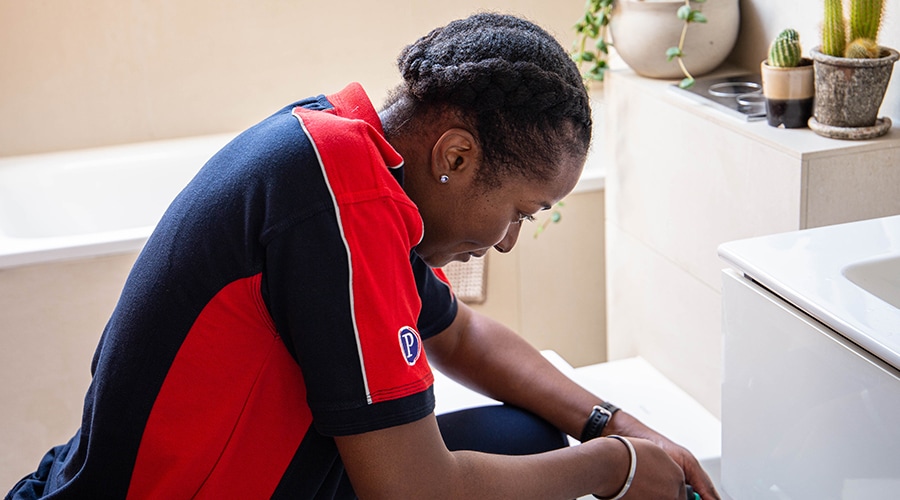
[387,13,592,188]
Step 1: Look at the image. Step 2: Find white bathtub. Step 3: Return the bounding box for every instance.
[0,132,605,271]
[0,133,238,269]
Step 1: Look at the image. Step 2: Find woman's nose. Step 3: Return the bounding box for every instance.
[493,221,522,253]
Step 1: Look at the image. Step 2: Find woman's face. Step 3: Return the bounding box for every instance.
[414,156,583,268]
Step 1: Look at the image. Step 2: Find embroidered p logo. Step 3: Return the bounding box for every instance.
[398,326,422,366]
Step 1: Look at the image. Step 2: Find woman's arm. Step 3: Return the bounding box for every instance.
[424,302,720,500]
[335,411,686,499]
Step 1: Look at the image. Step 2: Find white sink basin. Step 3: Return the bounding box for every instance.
[719,215,900,371]
[843,253,900,310]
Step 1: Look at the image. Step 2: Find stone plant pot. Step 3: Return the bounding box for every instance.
[809,46,899,140]
[760,59,814,129]
[610,0,740,79]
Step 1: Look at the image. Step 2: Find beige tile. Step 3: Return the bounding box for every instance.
[806,148,900,228]
[0,253,137,488]
[518,190,606,367]
[606,223,723,417]
[605,73,803,291]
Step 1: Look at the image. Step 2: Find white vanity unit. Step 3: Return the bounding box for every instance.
[603,68,900,418]
[718,215,900,499]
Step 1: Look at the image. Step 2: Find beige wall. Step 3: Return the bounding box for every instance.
[469,189,607,368]
[0,0,584,157]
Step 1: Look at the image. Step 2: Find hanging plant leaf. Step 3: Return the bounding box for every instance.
[666,47,684,61]
[679,77,695,88]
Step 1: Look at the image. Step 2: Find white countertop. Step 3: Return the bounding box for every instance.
[610,67,900,161]
[718,215,900,371]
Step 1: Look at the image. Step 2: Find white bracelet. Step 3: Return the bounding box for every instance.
[593,435,637,500]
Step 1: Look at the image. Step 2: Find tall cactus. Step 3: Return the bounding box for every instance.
[821,0,887,58]
[822,0,847,57]
[769,29,802,67]
[849,0,884,42]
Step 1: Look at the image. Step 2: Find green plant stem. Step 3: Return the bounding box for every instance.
[668,0,707,88]
[676,2,695,86]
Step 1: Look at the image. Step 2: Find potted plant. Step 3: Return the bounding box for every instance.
[572,0,740,89]
[760,29,815,129]
[809,0,899,140]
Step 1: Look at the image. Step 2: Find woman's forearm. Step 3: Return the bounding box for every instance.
[336,413,636,499]
[426,302,608,438]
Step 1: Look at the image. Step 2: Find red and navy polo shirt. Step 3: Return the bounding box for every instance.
[9,83,457,499]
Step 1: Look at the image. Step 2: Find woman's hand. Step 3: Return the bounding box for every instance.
[592,437,686,500]
[608,413,721,500]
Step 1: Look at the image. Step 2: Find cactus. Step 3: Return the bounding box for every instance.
[768,29,802,67]
[845,37,881,58]
[822,0,847,57]
[849,0,884,43]
[821,0,887,58]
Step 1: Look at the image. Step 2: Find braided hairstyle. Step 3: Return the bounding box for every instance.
[388,13,592,188]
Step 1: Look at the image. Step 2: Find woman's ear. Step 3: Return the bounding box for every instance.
[430,128,480,184]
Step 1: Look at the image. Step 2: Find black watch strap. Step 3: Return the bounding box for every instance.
[580,401,620,442]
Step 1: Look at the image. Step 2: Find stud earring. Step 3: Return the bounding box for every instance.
[439,175,449,184]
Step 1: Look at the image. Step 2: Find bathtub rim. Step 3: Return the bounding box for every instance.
[0,133,241,270]
[0,131,605,270]
[0,227,151,270]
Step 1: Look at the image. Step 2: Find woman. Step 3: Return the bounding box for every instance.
[8,13,718,500]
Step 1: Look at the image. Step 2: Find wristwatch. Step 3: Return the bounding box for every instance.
[580,401,620,442]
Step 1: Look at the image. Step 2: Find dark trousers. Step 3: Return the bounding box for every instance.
[438,404,570,455]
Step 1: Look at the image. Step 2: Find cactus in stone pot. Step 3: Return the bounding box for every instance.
[811,0,898,139]
[850,0,884,43]
[822,0,886,58]
[822,0,847,57]
[768,28,802,67]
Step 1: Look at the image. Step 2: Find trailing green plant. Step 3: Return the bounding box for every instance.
[572,0,707,88]
[572,0,614,84]
[821,0,886,58]
[768,28,802,68]
[665,0,708,88]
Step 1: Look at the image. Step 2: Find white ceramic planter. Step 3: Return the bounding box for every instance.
[610,0,740,79]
